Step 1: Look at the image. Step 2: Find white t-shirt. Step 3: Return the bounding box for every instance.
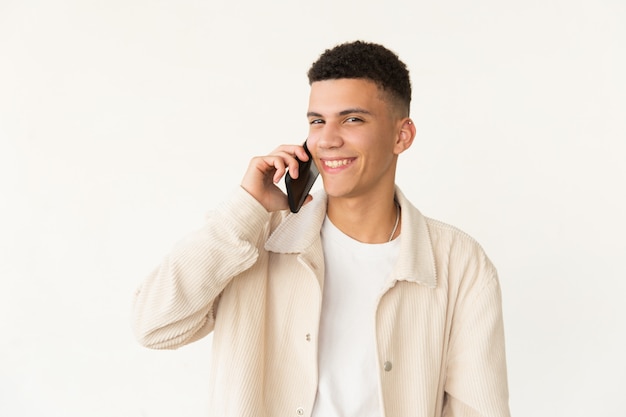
[311,216,401,417]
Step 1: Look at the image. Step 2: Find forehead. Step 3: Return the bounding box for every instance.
[308,78,387,113]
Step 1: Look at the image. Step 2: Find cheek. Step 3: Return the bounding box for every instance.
[306,133,319,143]
[369,132,398,164]
[306,135,320,153]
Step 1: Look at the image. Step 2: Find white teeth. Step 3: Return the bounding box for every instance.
[324,159,351,168]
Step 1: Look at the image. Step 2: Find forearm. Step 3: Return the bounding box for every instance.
[132,187,272,349]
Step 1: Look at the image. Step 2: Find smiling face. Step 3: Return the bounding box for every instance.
[306,78,414,205]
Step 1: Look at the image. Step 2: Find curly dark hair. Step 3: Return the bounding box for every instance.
[307,40,411,115]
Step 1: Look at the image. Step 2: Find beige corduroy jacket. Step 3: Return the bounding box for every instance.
[132,186,510,417]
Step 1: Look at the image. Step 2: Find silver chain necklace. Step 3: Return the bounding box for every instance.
[388,202,400,242]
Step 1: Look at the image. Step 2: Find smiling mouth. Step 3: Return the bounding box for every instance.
[323,159,353,168]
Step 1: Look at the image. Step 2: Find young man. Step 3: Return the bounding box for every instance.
[133,41,510,417]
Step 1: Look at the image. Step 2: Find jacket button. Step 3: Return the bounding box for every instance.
[305,333,311,342]
[383,361,392,372]
[296,407,304,415]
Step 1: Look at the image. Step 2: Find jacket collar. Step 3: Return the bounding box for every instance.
[265,186,437,288]
[264,191,328,254]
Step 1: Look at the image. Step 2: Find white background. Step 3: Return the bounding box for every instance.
[1,0,625,416]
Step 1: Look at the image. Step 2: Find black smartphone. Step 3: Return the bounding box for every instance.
[285,141,319,213]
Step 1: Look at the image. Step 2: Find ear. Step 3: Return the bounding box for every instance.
[394,118,416,154]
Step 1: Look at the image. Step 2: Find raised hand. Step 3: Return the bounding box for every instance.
[240,144,311,212]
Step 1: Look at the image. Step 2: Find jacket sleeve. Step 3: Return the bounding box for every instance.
[443,258,511,417]
[131,187,273,350]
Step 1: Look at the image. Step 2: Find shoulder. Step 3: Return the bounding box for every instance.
[424,216,484,251]
[423,216,498,288]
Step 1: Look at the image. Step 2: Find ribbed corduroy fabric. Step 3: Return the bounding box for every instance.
[132,186,510,417]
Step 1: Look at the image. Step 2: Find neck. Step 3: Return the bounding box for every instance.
[326,191,400,244]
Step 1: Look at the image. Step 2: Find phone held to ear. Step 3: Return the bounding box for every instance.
[285,141,319,213]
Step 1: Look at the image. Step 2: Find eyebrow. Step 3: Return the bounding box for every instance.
[307,108,373,118]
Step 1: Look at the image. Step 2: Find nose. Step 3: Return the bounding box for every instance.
[312,122,343,150]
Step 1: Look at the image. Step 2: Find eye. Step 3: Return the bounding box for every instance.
[309,119,324,125]
[345,117,363,123]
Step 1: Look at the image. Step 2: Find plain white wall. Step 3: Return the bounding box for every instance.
[1,0,624,416]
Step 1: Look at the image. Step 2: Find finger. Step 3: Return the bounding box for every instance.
[293,145,310,163]
[271,144,310,163]
[268,149,303,180]
[265,156,287,183]
[248,154,285,182]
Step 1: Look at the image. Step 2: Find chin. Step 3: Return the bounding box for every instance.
[321,176,365,200]
[322,185,356,200]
